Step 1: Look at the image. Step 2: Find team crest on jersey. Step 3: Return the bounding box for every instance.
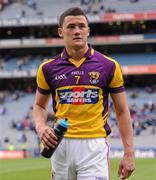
[88,71,100,84]
[57,87,99,105]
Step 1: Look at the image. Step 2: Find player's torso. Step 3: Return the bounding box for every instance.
[44,52,112,138]
[47,56,111,92]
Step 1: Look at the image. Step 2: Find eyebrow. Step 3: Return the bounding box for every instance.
[66,22,87,26]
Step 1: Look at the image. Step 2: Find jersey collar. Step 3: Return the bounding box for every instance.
[61,44,94,60]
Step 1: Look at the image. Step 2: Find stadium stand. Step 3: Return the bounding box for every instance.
[0,0,81,18]
[103,0,156,13]
[111,53,156,65]
[0,87,155,150]
[1,52,155,72]
[0,0,156,19]
[0,92,36,149]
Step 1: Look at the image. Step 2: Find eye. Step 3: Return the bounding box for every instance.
[79,24,86,29]
[67,24,75,29]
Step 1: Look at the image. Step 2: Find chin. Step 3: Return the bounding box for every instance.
[72,43,84,49]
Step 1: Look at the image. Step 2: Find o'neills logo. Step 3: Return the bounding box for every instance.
[57,87,99,105]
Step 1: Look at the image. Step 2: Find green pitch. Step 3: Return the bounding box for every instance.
[0,158,156,180]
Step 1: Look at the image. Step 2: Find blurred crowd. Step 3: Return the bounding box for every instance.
[0,0,37,12]
[108,87,156,138]
[0,87,156,153]
[0,0,142,18]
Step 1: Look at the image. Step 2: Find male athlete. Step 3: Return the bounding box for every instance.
[33,7,135,180]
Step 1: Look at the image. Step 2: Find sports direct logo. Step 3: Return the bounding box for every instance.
[58,87,99,105]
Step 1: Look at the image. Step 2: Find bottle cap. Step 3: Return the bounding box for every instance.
[59,118,68,128]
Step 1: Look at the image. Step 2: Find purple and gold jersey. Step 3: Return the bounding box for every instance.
[36,46,125,138]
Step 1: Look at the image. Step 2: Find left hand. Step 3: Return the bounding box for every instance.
[118,152,135,179]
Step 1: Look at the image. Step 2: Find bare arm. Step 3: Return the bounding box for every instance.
[111,91,135,179]
[32,90,57,149]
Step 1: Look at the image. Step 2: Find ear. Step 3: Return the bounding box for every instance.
[87,27,90,37]
[58,28,63,38]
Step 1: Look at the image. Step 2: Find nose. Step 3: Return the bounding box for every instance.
[74,26,81,35]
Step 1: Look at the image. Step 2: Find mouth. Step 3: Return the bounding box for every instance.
[73,37,82,40]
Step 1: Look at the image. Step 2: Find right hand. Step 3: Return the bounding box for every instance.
[37,125,58,150]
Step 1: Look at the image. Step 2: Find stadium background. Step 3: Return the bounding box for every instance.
[0,0,156,179]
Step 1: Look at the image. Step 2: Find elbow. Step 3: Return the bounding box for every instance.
[33,103,47,111]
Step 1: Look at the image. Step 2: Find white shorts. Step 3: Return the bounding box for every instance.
[51,138,110,180]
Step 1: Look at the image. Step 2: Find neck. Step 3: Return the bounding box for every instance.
[66,44,89,61]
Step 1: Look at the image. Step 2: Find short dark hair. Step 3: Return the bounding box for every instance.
[58,7,89,27]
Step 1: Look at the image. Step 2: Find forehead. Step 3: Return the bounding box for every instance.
[63,15,88,26]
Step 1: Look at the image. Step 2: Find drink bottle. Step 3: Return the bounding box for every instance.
[40,118,68,158]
